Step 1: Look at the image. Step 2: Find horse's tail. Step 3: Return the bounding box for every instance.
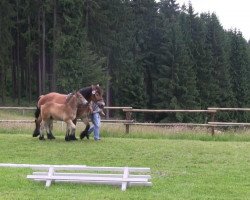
[34,95,43,119]
[34,106,40,119]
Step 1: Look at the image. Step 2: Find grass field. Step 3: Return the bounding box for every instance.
[0,110,250,199]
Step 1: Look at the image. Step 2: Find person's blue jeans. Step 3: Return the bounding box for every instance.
[88,113,101,140]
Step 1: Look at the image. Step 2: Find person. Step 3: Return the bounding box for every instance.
[88,102,104,141]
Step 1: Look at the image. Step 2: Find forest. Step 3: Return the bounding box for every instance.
[0,0,250,122]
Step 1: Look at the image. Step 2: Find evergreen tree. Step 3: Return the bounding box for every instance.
[154,0,198,122]
[228,30,249,107]
[0,0,14,104]
[206,14,235,120]
[122,0,159,109]
[153,0,181,113]
[55,0,106,93]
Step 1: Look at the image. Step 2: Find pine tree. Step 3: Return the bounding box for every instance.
[152,0,198,122]
[0,0,14,104]
[128,0,158,108]
[55,0,106,93]
[228,30,249,107]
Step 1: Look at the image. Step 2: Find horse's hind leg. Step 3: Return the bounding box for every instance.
[33,108,41,137]
[39,120,46,140]
[80,117,90,140]
[47,119,55,140]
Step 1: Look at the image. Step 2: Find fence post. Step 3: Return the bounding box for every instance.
[210,112,216,136]
[125,109,132,134]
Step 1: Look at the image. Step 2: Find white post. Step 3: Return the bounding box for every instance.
[121,167,129,191]
[45,167,54,187]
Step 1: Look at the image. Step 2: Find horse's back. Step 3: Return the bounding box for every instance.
[38,92,67,107]
[41,102,70,121]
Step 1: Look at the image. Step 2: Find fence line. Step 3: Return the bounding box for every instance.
[0,107,36,110]
[123,108,216,113]
[208,107,250,111]
[122,108,216,134]
[1,107,250,135]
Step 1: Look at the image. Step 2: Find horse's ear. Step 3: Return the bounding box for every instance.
[91,85,96,94]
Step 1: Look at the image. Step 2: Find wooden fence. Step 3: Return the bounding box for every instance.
[1,107,250,135]
[122,108,216,134]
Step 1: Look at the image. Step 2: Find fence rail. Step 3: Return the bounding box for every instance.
[1,107,250,135]
[0,107,36,110]
[123,108,216,113]
[208,107,250,111]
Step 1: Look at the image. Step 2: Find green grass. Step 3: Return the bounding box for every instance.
[0,109,34,120]
[0,130,250,200]
[1,110,250,199]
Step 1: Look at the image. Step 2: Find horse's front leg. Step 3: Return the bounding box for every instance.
[33,114,42,137]
[47,119,55,140]
[80,117,90,140]
[68,118,78,141]
[65,120,76,141]
[65,122,71,141]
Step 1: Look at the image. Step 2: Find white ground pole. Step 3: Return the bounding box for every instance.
[0,163,87,170]
[0,163,151,191]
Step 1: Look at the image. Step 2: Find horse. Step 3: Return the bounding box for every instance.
[39,92,88,141]
[33,84,105,140]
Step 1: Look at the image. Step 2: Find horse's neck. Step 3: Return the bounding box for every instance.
[67,96,78,111]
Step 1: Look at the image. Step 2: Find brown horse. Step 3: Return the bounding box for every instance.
[33,84,105,140]
[39,92,88,141]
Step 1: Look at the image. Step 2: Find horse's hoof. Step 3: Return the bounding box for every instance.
[47,133,55,140]
[33,129,40,137]
[69,135,78,141]
[80,130,89,140]
[86,133,90,140]
[65,136,70,141]
[39,135,45,140]
[80,131,86,140]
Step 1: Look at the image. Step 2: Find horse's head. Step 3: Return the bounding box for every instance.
[90,84,105,109]
[66,92,88,106]
[75,92,88,106]
[78,84,105,109]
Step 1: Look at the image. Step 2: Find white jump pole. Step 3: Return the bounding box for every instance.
[0,163,87,170]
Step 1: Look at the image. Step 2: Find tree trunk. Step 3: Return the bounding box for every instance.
[51,0,57,91]
[105,54,110,119]
[38,10,42,96]
[28,15,31,103]
[16,0,21,105]
[0,22,5,104]
[12,47,17,102]
[0,67,5,105]
[85,0,89,35]
[42,6,46,93]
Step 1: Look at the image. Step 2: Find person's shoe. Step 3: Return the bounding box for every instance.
[94,138,101,141]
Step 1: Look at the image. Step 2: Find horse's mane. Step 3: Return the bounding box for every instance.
[66,93,75,103]
[78,86,92,100]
